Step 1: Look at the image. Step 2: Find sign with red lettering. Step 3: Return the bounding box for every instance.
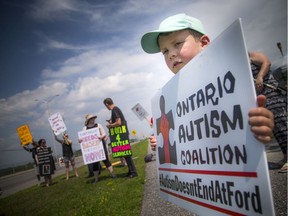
[131,103,149,121]
[58,157,65,167]
[151,19,274,216]
[48,112,67,135]
[78,128,106,164]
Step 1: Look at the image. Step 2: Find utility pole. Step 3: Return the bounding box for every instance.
[35,94,59,159]
[277,42,284,57]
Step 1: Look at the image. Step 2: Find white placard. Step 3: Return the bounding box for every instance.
[131,103,149,121]
[151,19,274,216]
[58,157,65,167]
[78,128,106,165]
[48,112,67,135]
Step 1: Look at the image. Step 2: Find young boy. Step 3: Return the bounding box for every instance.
[141,13,274,149]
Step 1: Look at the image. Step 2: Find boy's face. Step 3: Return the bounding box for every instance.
[158,29,209,74]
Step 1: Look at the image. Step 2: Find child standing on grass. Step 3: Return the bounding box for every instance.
[140,13,275,149]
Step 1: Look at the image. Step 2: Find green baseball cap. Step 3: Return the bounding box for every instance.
[141,13,206,54]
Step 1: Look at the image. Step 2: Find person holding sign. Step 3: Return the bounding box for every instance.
[54,133,79,180]
[140,13,275,151]
[249,51,287,172]
[22,139,41,184]
[103,98,138,178]
[35,139,55,187]
[80,114,116,184]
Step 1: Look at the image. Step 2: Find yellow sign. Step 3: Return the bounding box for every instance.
[17,124,33,146]
[131,130,137,136]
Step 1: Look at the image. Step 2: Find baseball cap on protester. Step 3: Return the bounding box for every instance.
[141,13,206,54]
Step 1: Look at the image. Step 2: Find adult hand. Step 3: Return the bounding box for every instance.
[255,76,264,93]
[149,135,157,151]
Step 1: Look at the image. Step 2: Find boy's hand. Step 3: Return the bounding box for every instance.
[149,135,157,151]
[248,95,274,144]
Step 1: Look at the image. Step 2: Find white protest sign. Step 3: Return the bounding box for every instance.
[78,128,106,165]
[151,19,274,216]
[58,157,65,167]
[131,103,149,121]
[48,112,67,136]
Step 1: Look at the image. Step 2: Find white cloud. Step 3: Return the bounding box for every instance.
[28,0,82,21]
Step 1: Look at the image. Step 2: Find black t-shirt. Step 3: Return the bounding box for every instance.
[62,141,74,157]
[111,106,126,124]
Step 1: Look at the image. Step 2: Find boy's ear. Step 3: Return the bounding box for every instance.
[200,35,210,47]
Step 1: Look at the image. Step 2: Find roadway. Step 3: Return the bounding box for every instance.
[0,156,84,198]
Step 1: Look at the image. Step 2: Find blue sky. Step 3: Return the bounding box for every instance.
[0,0,286,168]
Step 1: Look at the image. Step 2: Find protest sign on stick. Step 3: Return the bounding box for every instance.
[151,19,274,216]
[131,103,150,124]
[48,112,67,135]
[17,124,33,146]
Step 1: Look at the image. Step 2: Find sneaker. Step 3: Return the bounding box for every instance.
[277,158,287,166]
[268,162,283,170]
[128,173,138,178]
[279,163,288,173]
[86,174,94,178]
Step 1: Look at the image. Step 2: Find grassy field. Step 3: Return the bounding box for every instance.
[0,139,149,216]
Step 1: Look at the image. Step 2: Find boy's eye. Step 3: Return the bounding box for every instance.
[162,49,168,55]
[175,41,183,47]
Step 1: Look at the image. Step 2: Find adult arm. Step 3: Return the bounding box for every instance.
[65,138,72,145]
[22,144,32,153]
[107,117,121,128]
[34,149,39,165]
[248,51,271,92]
[54,134,63,144]
[98,123,107,140]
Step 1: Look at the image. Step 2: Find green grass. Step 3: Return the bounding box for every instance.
[0,139,149,216]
